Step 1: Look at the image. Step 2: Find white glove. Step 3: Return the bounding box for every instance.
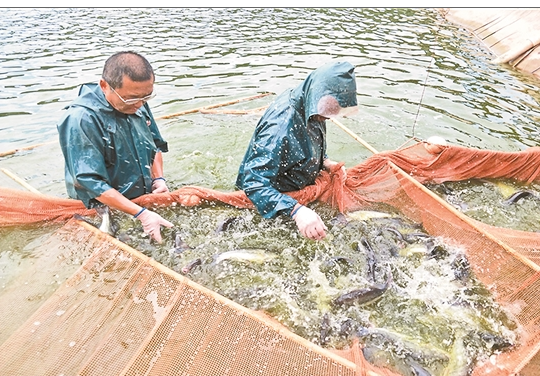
[135,208,174,243]
[292,205,327,240]
[152,177,169,193]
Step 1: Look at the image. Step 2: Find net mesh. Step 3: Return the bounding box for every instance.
[2,141,540,375]
[0,219,400,376]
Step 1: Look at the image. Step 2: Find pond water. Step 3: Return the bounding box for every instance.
[1,7,539,375]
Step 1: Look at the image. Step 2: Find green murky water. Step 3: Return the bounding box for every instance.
[96,200,518,376]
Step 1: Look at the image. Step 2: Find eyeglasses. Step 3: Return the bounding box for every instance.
[108,84,156,105]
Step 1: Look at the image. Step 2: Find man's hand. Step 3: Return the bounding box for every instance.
[152,177,169,193]
[323,158,347,180]
[136,208,174,243]
[292,205,327,240]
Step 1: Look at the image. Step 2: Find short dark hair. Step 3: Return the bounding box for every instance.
[102,51,154,89]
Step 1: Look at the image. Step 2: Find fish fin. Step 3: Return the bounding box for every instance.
[73,213,98,228]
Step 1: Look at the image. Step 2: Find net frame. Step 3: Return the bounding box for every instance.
[0,219,403,376]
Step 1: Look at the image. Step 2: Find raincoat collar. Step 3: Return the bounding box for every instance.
[65,82,145,118]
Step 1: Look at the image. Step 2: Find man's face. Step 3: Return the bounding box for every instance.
[100,75,154,115]
[316,95,358,119]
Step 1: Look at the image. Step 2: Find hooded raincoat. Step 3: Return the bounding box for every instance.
[236,61,357,218]
[57,83,168,208]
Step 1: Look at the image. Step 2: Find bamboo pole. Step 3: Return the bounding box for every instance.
[330,118,379,154]
[199,105,268,115]
[0,141,57,158]
[1,168,42,194]
[156,92,273,120]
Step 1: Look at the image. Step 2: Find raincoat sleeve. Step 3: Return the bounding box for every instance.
[58,107,114,203]
[238,115,299,219]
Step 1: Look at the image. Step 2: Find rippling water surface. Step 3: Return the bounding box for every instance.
[1,7,539,375]
[2,8,540,159]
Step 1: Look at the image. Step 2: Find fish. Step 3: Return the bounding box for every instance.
[479,332,514,352]
[361,345,393,370]
[502,189,540,205]
[169,231,192,255]
[380,227,431,244]
[306,259,336,312]
[427,181,454,197]
[358,326,450,365]
[338,318,358,338]
[212,249,277,265]
[215,216,241,234]
[332,273,392,307]
[320,256,355,272]
[491,179,520,198]
[441,334,470,376]
[358,238,377,282]
[375,215,425,230]
[73,213,95,226]
[427,243,449,260]
[372,235,400,258]
[403,232,431,243]
[378,227,407,243]
[320,312,331,346]
[442,191,469,211]
[408,358,433,376]
[463,330,514,353]
[345,210,395,222]
[399,243,429,257]
[181,258,202,274]
[95,206,117,235]
[362,344,432,376]
[329,212,349,227]
[467,178,519,198]
[74,205,117,236]
[451,253,471,283]
[373,228,405,257]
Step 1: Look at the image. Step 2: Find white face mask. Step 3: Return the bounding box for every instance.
[316,95,358,118]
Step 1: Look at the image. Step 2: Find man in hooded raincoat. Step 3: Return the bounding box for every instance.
[57,51,173,243]
[236,61,358,240]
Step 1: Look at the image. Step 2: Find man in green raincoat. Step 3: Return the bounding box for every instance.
[236,61,358,240]
[57,51,173,243]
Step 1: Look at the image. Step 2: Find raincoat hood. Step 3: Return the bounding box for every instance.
[291,60,357,121]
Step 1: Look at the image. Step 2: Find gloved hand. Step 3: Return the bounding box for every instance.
[135,208,174,243]
[152,177,169,193]
[323,158,347,181]
[292,205,327,240]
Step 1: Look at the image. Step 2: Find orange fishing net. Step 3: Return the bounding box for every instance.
[4,142,540,226]
[2,141,540,375]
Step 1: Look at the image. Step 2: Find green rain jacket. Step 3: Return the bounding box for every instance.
[236,61,357,218]
[57,83,168,208]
